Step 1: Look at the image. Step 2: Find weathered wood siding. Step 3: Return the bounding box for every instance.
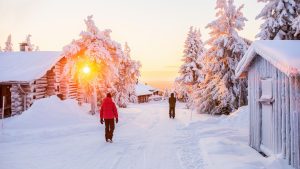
[248,56,300,169]
[138,95,151,103]
[5,56,89,117]
[290,77,300,169]
[56,58,79,100]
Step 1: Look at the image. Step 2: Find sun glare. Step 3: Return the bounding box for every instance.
[83,65,91,74]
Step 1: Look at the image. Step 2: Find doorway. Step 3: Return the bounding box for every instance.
[0,85,12,118]
[259,78,274,156]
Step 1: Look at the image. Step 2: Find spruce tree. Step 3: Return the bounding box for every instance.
[176,27,205,107]
[194,0,248,115]
[23,34,34,51]
[256,0,300,40]
[4,34,13,52]
[115,42,141,108]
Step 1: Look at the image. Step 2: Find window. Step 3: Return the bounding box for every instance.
[259,78,273,104]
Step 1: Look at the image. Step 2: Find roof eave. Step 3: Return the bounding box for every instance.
[0,81,30,85]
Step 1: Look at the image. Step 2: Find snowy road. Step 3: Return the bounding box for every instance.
[1,97,283,169]
[0,99,205,169]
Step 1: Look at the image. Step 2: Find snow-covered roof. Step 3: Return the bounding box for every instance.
[135,83,153,96]
[236,40,300,77]
[0,51,63,83]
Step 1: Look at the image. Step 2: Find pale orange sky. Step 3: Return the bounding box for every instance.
[0,0,264,89]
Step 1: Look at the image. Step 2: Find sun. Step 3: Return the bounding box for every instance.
[82,65,91,74]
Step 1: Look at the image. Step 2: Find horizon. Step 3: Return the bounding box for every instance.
[0,0,264,89]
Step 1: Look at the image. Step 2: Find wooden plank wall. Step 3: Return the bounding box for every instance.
[248,56,300,169]
[290,77,300,169]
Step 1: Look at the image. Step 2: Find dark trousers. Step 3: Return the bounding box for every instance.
[104,119,115,140]
[169,107,175,118]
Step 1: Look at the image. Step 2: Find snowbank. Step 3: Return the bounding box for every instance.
[149,95,163,101]
[218,106,249,128]
[4,96,93,130]
[194,106,292,169]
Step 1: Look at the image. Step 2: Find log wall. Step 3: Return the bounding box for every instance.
[248,56,300,169]
[56,58,79,101]
[8,57,83,116]
[10,84,32,115]
[46,67,56,96]
[138,95,151,103]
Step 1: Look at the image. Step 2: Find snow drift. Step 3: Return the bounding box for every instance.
[4,96,93,130]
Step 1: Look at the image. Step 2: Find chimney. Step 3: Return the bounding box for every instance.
[19,42,30,51]
[19,43,27,51]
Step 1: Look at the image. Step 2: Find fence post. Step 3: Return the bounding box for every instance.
[1,96,5,129]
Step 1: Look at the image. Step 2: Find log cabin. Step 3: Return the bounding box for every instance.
[236,40,300,169]
[135,83,155,103]
[0,50,82,118]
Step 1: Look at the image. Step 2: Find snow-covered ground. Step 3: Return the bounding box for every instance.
[0,96,292,169]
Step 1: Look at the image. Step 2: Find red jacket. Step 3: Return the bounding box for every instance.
[100,97,118,119]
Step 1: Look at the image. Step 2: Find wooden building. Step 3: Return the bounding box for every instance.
[236,40,300,169]
[135,83,154,103]
[0,51,82,118]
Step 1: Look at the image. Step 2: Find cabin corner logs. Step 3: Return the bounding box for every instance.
[248,57,300,169]
[1,57,87,118]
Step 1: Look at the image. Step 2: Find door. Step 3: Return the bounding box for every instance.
[259,78,273,156]
[0,85,12,118]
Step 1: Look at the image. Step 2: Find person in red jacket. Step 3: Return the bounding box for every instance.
[100,93,118,143]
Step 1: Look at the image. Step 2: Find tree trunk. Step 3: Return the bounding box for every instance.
[90,84,97,115]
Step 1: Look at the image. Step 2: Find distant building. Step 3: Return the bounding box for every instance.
[236,40,300,169]
[135,83,161,103]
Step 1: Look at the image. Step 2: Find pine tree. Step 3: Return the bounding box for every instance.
[115,42,141,108]
[176,27,205,106]
[256,0,300,40]
[22,34,34,51]
[4,34,13,52]
[193,0,248,115]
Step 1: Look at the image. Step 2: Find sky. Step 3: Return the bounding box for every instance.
[0,0,265,89]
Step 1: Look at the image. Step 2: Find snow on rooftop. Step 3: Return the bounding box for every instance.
[236,40,300,77]
[0,51,63,82]
[135,83,153,96]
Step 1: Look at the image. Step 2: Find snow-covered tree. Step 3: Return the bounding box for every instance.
[22,34,35,51]
[292,15,300,38]
[256,0,300,40]
[62,15,126,113]
[163,88,170,100]
[193,0,248,115]
[128,63,141,104]
[4,34,13,52]
[115,42,141,108]
[176,27,205,106]
[173,82,189,102]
